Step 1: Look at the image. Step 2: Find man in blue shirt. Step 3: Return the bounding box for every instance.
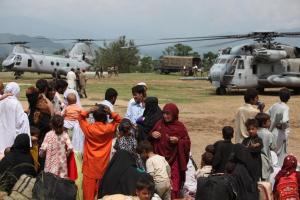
[125,85,146,125]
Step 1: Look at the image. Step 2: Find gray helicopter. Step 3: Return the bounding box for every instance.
[207,32,300,95]
[0,39,101,79]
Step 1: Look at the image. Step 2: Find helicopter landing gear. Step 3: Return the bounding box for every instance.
[216,86,226,95]
[257,87,265,94]
[14,71,23,79]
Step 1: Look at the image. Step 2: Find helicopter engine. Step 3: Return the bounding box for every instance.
[253,48,287,62]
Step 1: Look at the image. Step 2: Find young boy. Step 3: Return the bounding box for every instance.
[138,140,171,200]
[62,93,84,153]
[242,118,263,181]
[212,126,235,173]
[255,112,276,181]
[136,174,156,200]
[267,88,290,166]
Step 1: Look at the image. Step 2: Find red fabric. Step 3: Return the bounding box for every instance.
[274,155,300,193]
[171,159,181,199]
[67,151,78,181]
[150,103,191,193]
[83,175,99,200]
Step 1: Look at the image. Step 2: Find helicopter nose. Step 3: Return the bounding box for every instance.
[2,60,15,71]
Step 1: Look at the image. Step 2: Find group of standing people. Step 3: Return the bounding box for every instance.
[95,66,119,79]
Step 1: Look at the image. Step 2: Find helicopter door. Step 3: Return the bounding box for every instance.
[234,59,247,86]
[28,59,32,67]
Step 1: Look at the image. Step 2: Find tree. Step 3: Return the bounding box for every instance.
[139,56,153,73]
[202,51,218,71]
[162,43,199,57]
[95,36,139,73]
[53,48,67,55]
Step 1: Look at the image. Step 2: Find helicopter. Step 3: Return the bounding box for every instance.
[0,39,99,79]
[131,31,300,95]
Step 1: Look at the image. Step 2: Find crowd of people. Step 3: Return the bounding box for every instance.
[0,77,299,200]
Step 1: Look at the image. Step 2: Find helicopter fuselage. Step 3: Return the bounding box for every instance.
[2,52,90,77]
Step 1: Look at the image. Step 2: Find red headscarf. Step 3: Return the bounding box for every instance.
[274,155,300,192]
[150,103,191,171]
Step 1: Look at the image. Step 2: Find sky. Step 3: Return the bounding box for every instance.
[0,0,300,53]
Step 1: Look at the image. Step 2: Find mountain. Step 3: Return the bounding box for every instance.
[0,33,66,58]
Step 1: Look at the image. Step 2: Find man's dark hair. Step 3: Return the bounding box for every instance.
[105,88,118,101]
[36,79,49,93]
[71,68,75,72]
[30,126,40,137]
[55,79,68,91]
[279,88,290,103]
[245,118,259,128]
[93,105,107,123]
[51,115,64,135]
[132,85,146,96]
[137,140,153,154]
[222,126,234,140]
[255,113,270,128]
[136,174,155,194]
[244,88,258,104]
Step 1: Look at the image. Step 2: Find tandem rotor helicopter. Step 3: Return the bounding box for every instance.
[0,38,100,79]
[133,31,300,95]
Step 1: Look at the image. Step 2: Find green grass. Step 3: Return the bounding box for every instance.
[0,72,216,104]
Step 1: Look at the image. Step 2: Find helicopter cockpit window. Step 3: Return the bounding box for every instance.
[14,55,22,65]
[51,61,54,66]
[237,60,244,69]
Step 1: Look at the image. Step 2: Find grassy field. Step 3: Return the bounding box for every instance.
[1,71,300,165]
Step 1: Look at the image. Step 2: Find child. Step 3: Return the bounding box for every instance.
[30,126,40,172]
[62,93,84,153]
[115,118,137,153]
[39,115,73,178]
[196,151,213,178]
[136,174,156,200]
[242,118,263,181]
[138,140,171,200]
[274,155,300,200]
[255,112,276,181]
[212,126,234,173]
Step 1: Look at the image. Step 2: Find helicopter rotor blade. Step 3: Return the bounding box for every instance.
[196,38,251,48]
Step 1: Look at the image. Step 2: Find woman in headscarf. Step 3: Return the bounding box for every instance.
[149,103,191,199]
[0,82,30,154]
[98,150,147,198]
[227,144,259,200]
[273,155,300,198]
[137,97,162,142]
[0,134,36,193]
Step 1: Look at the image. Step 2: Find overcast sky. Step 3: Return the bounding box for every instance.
[0,0,300,47]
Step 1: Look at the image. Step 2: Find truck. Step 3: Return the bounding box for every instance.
[158,56,201,75]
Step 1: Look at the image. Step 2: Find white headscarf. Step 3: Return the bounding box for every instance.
[4,82,20,98]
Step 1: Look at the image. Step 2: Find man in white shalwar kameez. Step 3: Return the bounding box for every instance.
[267,88,290,166]
[66,68,77,90]
[0,82,30,154]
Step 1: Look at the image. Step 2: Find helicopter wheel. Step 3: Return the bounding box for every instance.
[257,87,265,94]
[216,86,226,95]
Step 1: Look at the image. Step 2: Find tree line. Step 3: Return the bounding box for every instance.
[54,36,218,73]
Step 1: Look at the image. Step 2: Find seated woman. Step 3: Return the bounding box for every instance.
[98,150,147,198]
[137,97,162,142]
[0,134,36,193]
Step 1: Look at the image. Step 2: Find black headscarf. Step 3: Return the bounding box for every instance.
[0,134,36,193]
[137,97,162,142]
[98,150,146,198]
[229,144,259,200]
